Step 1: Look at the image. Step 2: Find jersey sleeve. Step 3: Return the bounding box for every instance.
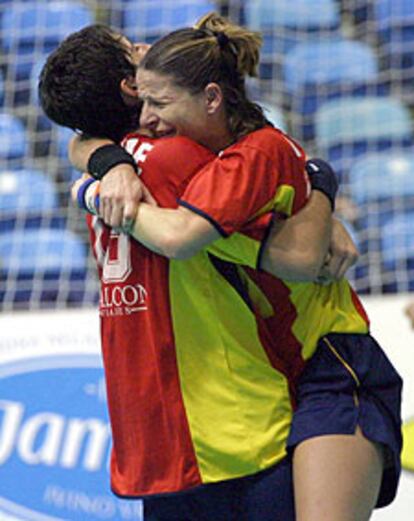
[179,146,278,237]
[206,212,274,269]
[183,129,311,271]
[179,129,310,237]
[140,136,215,208]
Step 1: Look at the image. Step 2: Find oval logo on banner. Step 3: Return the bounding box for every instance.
[0,356,143,521]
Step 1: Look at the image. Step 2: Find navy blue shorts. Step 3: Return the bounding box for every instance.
[287,332,403,508]
[143,457,295,521]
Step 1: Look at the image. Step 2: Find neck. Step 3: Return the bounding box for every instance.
[205,112,234,153]
[208,131,234,154]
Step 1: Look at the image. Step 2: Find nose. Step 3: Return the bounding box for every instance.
[139,101,159,132]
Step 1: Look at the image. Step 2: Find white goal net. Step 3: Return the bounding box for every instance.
[1,0,413,312]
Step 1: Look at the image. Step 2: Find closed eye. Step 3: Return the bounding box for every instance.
[149,99,167,109]
[140,95,167,109]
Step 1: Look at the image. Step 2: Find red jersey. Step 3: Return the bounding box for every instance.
[88,135,214,496]
[86,127,369,498]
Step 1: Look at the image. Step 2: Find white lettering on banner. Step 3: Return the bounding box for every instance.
[0,400,23,465]
[0,400,110,471]
[18,413,64,466]
[60,419,110,470]
[43,485,142,519]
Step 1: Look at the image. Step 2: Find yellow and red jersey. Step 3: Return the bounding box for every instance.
[87,127,369,498]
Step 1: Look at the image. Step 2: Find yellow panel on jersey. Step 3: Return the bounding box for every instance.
[272,184,295,216]
[208,232,261,270]
[206,227,369,365]
[286,279,369,360]
[249,184,296,222]
[169,251,293,483]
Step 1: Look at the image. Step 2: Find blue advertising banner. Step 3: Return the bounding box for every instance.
[1,298,413,520]
[0,355,142,521]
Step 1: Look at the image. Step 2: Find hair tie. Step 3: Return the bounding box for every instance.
[216,31,229,50]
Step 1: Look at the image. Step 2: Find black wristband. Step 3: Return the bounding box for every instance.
[306,158,338,211]
[87,144,138,180]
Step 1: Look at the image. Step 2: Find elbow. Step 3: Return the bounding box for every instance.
[263,249,325,282]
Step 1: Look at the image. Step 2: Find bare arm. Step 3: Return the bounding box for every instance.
[269,157,358,282]
[68,135,112,171]
[130,191,356,280]
[130,203,221,259]
[260,191,332,280]
[71,144,356,280]
[73,175,356,281]
[129,191,331,276]
[71,171,333,274]
[128,157,336,273]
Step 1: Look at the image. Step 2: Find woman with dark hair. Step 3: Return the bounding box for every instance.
[38,24,147,142]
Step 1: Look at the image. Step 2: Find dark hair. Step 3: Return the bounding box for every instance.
[139,12,269,139]
[38,24,140,143]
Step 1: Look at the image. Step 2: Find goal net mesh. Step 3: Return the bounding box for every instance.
[1,0,413,312]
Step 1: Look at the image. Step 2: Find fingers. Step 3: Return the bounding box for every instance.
[98,193,138,229]
[71,181,82,204]
[316,246,358,284]
[324,218,359,281]
[93,165,156,229]
[327,250,356,280]
[330,256,348,280]
[327,251,357,281]
[97,165,143,228]
[122,201,139,232]
[99,197,125,229]
[99,195,139,228]
[315,266,334,286]
[99,193,141,229]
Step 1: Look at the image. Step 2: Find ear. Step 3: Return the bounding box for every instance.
[120,76,138,98]
[204,83,223,115]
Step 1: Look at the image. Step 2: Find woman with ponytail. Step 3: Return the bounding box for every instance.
[128,13,402,521]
